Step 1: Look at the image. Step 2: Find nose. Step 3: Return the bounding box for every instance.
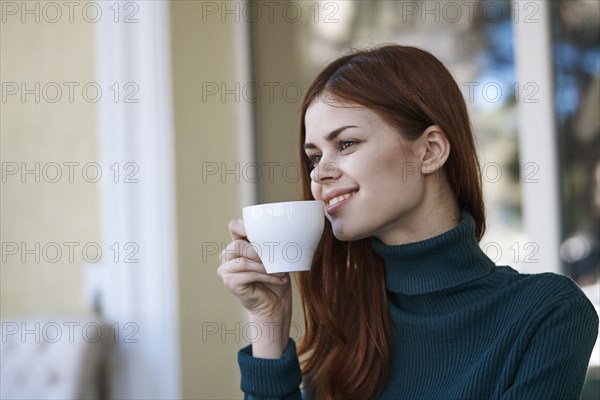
[310,160,341,183]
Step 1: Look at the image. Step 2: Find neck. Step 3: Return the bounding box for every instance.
[376,176,460,245]
[371,210,495,296]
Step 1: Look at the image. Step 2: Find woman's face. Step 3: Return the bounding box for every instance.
[304,97,428,243]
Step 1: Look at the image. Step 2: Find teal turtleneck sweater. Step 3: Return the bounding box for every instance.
[238,212,598,399]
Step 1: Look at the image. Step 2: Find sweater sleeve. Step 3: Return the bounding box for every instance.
[500,292,599,400]
[238,338,303,399]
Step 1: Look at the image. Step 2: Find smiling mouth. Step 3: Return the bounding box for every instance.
[328,192,356,206]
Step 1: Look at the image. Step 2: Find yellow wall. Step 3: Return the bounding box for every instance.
[251,6,312,366]
[0,7,99,317]
[1,2,309,397]
[170,2,245,397]
[252,17,308,203]
[170,3,312,396]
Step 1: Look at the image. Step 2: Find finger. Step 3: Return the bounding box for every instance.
[228,218,247,241]
[222,270,288,290]
[219,240,261,263]
[218,258,267,276]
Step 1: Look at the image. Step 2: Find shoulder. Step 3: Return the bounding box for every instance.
[494,267,586,298]
[487,268,597,321]
[508,270,585,295]
[498,269,598,328]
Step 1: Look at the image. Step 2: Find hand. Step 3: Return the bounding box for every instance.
[218,218,293,358]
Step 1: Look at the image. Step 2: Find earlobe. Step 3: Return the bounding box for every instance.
[421,125,451,175]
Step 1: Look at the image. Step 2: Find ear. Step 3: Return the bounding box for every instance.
[420,125,451,175]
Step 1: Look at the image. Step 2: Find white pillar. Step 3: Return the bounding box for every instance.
[234,0,259,207]
[90,2,181,398]
[513,0,561,273]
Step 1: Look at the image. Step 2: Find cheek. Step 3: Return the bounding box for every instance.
[380,149,421,185]
[310,181,320,199]
[352,152,410,187]
[356,155,423,204]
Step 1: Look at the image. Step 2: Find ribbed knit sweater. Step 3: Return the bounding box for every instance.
[238,212,599,399]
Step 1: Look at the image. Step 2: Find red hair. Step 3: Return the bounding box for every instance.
[296,45,486,399]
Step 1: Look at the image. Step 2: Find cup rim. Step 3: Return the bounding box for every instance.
[242,200,324,213]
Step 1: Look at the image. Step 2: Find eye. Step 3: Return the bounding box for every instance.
[306,154,321,169]
[338,140,359,151]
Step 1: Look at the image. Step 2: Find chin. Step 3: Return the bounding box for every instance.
[331,222,369,242]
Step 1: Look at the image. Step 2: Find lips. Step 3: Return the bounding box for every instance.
[323,188,358,214]
[328,192,354,206]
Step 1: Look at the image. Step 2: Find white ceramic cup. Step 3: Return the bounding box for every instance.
[242,200,325,274]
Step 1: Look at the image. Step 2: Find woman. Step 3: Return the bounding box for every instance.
[218,45,598,399]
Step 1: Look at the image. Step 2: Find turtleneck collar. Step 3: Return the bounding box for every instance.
[371,210,495,295]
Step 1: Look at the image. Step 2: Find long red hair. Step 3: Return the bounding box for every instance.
[296,45,486,399]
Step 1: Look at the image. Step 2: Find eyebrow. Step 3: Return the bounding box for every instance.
[303,125,358,150]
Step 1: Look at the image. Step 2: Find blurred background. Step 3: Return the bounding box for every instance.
[1,0,598,398]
